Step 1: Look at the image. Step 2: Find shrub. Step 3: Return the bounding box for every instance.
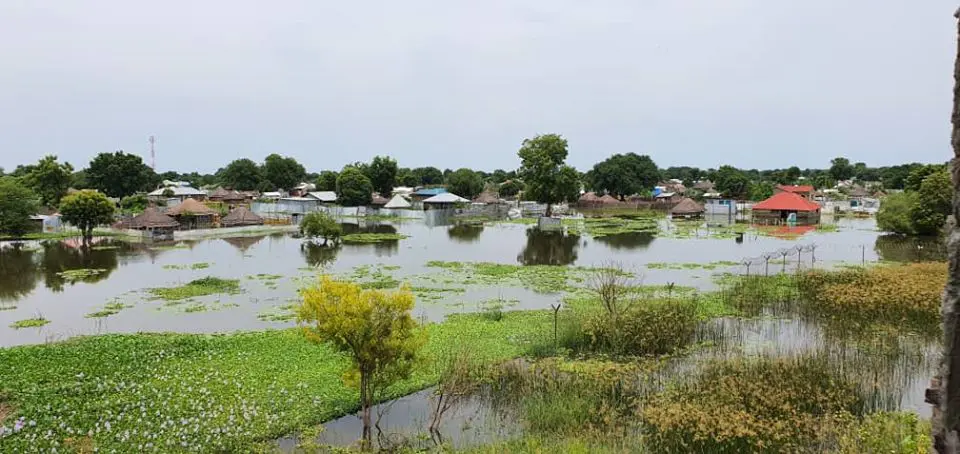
[642,356,863,453]
[583,299,699,356]
[877,192,918,235]
[299,211,341,245]
[798,262,945,325]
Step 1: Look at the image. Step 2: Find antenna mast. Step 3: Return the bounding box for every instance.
[148,135,156,170]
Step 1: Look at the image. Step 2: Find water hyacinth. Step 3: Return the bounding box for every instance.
[0,312,550,451]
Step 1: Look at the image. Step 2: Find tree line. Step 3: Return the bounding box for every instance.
[0,134,948,236]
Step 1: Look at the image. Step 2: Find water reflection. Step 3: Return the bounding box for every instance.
[301,243,341,268]
[593,232,655,250]
[221,235,266,253]
[0,245,38,301]
[39,241,121,292]
[517,228,580,266]
[875,234,947,262]
[447,224,484,243]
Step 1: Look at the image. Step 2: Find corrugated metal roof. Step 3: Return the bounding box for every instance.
[753,192,820,212]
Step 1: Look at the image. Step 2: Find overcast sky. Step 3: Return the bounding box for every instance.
[0,1,956,174]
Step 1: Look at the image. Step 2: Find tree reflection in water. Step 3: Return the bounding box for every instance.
[39,240,120,292]
[0,244,38,302]
[301,242,341,269]
[517,228,581,266]
[874,234,947,263]
[447,224,484,243]
[593,232,656,251]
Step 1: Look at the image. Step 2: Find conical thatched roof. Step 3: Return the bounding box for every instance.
[384,194,412,209]
[127,207,179,229]
[578,192,600,203]
[166,198,217,216]
[371,194,390,206]
[599,194,620,205]
[671,197,704,215]
[221,206,264,227]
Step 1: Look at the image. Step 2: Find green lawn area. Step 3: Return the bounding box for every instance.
[0,311,551,452]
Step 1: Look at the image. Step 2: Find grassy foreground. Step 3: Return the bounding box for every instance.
[0,311,551,452]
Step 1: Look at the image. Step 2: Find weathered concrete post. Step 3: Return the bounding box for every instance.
[932,8,960,453]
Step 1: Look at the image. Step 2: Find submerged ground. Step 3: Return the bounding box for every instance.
[0,213,946,452]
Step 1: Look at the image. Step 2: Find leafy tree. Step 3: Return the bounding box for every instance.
[366,156,398,197]
[87,151,157,198]
[589,153,659,200]
[59,190,115,242]
[904,164,946,192]
[22,155,74,208]
[783,166,802,185]
[217,158,263,190]
[880,164,920,190]
[413,167,444,186]
[713,166,751,199]
[261,154,306,191]
[499,180,524,198]
[877,191,919,235]
[829,157,854,181]
[445,168,484,200]
[748,181,775,201]
[71,170,88,189]
[297,276,424,445]
[398,171,419,187]
[336,167,373,206]
[300,212,342,246]
[0,178,39,237]
[119,194,149,213]
[316,171,339,191]
[911,169,952,235]
[517,134,581,216]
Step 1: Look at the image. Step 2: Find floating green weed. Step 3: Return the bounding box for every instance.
[0,311,550,451]
[162,262,212,271]
[9,317,50,329]
[341,233,408,243]
[56,268,107,283]
[646,261,740,270]
[148,277,241,301]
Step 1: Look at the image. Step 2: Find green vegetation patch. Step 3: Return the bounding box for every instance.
[9,317,50,329]
[424,261,590,293]
[162,262,212,271]
[646,260,740,270]
[55,268,107,283]
[0,311,550,451]
[340,233,409,243]
[147,277,242,301]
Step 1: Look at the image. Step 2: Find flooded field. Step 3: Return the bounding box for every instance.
[0,215,940,347]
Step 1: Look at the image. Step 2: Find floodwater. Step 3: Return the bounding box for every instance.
[0,216,941,347]
[0,214,947,447]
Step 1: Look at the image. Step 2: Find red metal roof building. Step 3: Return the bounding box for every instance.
[775,184,815,200]
[752,192,821,225]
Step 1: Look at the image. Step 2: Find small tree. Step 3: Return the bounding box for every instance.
[445,168,484,200]
[517,134,581,216]
[0,178,39,237]
[119,194,149,214]
[300,211,342,245]
[366,156,398,198]
[59,190,115,242]
[23,155,73,208]
[337,167,374,206]
[876,192,918,235]
[297,277,424,445]
[316,171,339,191]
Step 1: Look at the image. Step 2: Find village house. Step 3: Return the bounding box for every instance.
[147,180,206,202]
[703,193,738,216]
[774,184,815,201]
[752,192,821,225]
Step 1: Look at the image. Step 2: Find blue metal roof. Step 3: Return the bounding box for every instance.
[413,188,448,196]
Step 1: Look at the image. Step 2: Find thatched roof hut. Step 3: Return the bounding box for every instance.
[221,206,264,227]
[599,194,620,205]
[126,207,179,230]
[166,198,217,217]
[671,198,704,216]
[578,192,600,203]
[209,187,245,202]
[371,194,390,206]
